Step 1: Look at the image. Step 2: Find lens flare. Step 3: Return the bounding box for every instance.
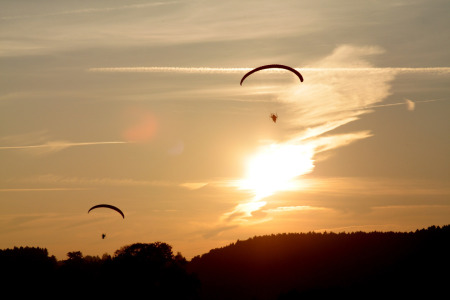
[122,109,158,142]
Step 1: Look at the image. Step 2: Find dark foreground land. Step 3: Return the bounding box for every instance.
[2,225,449,299]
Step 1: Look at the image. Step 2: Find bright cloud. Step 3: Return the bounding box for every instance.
[206,45,400,235]
[405,99,415,111]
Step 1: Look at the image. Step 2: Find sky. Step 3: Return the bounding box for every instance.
[1,0,449,260]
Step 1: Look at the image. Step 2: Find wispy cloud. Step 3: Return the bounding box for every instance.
[16,174,175,188]
[93,45,449,239]
[0,131,131,155]
[0,188,90,192]
[264,205,328,213]
[0,141,127,150]
[405,99,415,111]
[0,211,95,236]
[360,98,447,111]
[202,44,445,237]
[10,174,214,190]
[200,175,450,237]
[88,67,248,73]
[180,182,209,190]
[88,66,450,74]
[299,177,450,197]
[1,2,179,20]
[0,137,129,155]
[0,1,315,57]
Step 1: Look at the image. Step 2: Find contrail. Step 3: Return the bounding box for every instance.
[88,66,450,74]
[360,98,447,110]
[88,67,249,73]
[0,188,91,192]
[0,141,128,150]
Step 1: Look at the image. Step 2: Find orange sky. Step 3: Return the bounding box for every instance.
[1,0,449,260]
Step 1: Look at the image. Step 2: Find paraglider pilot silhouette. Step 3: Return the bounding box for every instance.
[102,233,106,239]
[270,113,278,123]
[240,64,303,124]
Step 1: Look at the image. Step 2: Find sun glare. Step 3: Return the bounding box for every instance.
[239,143,315,201]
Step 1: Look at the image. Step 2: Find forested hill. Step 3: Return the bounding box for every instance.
[1,226,449,299]
[188,225,450,299]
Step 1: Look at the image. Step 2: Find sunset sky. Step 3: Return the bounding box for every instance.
[1,0,449,260]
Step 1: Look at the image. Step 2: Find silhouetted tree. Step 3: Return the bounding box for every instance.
[0,246,57,296]
[2,226,448,299]
[66,251,83,261]
[97,242,199,298]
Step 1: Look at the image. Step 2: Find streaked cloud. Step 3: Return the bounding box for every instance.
[15,174,179,188]
[0,0,316,57]
[263,205,327,213]
[7,174,222,192]
[88,67,249,73]
[405,99,415,111]
[373,204,450,210]
[88,66,450,74]
[180,182,209,190]
[299,177,450,197]
[86,45,450,240]
[0,188,90,192]
[1,2,179,20]
[201,44,437,236]
[0,140,129,155]
[361,98,447,110]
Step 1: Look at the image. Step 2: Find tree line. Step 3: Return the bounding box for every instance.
[2,225,449,299]
[1,242,200,298]
[189,225,450,299]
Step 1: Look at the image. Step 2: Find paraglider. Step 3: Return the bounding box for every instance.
[240,64,303,86]
[88,204,124,239]
[88,204,125,218]
[270,113,278,123]
[240,64,304,124]
[88,204,125,219]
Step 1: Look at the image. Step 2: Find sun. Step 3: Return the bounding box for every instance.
[239,143,315,201]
